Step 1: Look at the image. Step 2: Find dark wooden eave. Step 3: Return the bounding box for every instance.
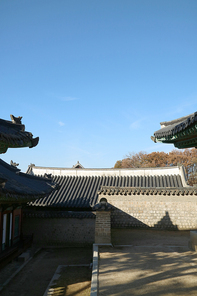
[0,159,59,203]
[151,112,197,149]
[0,115,39,153]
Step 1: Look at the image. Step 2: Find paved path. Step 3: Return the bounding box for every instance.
[99,230,197,296]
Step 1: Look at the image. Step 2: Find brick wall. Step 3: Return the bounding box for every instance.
[95,211,111,244]
[100,194,197,230]
[23,216,95,245]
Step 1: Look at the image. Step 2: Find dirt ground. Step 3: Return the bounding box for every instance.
[0,247,93,296]
[46,265,91,296]
[111,228,191,246]
[99,230,197,296]
[0,230,195,296]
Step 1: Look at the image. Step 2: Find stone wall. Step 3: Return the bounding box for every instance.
[95,211,111,244]
[23,192,197,247]
[23,215,95,246]
[99,194,197,230]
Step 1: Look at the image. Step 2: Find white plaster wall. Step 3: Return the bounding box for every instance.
[30,166,183,178]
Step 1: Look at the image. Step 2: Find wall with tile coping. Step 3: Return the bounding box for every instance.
[99,194,197,230]
[23,192,197,246]
[23,216,95,245]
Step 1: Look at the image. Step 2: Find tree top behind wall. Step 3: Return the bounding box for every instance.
[114,149,197,186]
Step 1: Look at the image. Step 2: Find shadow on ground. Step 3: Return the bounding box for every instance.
[100,230,197,296]
[111,229,190,246]
[0,247,92,296]
[47,265,91,296]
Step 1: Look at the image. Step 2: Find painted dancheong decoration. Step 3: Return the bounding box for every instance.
[151,112,197,149]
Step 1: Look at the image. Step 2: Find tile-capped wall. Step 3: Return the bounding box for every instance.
[100,194,197,230]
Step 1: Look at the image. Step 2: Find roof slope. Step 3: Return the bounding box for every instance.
[0,115,39,153]
[0,159,58,203]
[28,172,185,209]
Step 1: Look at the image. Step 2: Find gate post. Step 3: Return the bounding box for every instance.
[93,198,112,244]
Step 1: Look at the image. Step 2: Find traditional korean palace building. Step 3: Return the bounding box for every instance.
[22,110,197,246]
[23,162,197,246]
[27,164,188,210]
[0,115,57,263]
[152,111,197,251]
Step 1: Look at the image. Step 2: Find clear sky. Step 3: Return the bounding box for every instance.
[0,0,197,172]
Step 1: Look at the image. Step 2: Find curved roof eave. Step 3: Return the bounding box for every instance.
[0,159,58,201]
[153,112,197,139]
[0,115,39,153]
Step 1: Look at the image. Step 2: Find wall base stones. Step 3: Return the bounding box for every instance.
[189,231,197,251]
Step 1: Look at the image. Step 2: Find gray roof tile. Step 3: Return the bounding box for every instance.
[99,186,197,196]
[28,174,184,209]
[0,115,39,153]
[0,159,58,203]
[153,112,197,139]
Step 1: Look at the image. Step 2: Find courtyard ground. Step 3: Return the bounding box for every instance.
[1,230,197,296]
[99,229,197,296]
[0,247,92,296]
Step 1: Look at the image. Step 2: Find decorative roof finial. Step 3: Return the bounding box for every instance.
[10,160,19,167]
[10,114,22,125]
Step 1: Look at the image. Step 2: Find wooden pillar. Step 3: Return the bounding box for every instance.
[0,207,2,252]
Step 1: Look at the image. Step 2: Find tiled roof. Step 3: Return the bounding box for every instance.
[28,173,184,209]
[0,115,39,153]
[0,159,58,203]
[72,161,84,169]
[153,112,197,139]
[99,186,197,196]
[26,165,187,180]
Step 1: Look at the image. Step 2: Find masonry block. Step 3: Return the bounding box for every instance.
[18,252,30,262]
[94,198,112,244]
[189,231,197,251]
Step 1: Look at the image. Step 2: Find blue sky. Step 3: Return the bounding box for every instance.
[0,0,197,172]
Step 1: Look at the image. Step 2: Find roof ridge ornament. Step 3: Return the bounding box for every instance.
[10,114,22,125]
[10,160,19,167]
[0,177,7,189]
